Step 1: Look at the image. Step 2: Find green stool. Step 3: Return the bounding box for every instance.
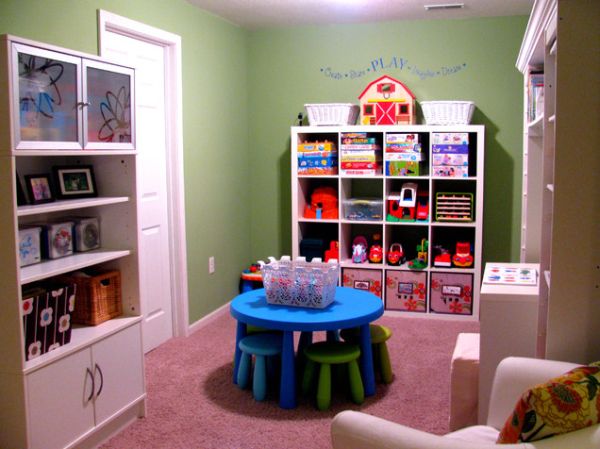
[301,341,364,410]
[340,324,393,384]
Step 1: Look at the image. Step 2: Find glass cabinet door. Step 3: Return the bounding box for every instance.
[83,60,135,150]
[12,43,82,150]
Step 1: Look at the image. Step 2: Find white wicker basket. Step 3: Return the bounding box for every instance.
[305,103,359,126]
[421,101,475,125]
[261,257,339,309]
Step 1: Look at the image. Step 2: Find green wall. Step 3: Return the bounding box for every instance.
[1,1,528,324]
[0,0,251,323]
[247,16,528,266]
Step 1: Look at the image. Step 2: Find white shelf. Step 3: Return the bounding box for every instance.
[20,249,131,284]
[291,125,485,320]
[17,196,129,217]
[527,114,544,136]
[13,149,137,157]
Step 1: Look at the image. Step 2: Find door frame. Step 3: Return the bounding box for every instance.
[97,10,189,338]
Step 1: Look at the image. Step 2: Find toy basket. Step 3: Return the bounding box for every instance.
[305,103,359,126]
[261,257,339,308]
[58,270,122,325]
[421,101,475,125]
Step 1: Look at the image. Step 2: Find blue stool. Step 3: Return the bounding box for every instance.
[237,333,282,401]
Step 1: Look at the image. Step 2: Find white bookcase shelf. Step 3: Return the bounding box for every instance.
[291,124,485,320]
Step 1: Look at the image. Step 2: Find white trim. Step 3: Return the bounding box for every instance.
[97,10,189,338]
[516,0,557,72]
[187,302,231,335]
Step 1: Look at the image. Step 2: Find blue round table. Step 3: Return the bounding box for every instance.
[230,287,384,409]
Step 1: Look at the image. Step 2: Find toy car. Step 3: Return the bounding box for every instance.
[387,243,405,265]
[452,241,473,268]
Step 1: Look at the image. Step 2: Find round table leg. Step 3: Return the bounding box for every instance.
[359,323,376,396]
[279,330,297,408]
[233,321,247,384]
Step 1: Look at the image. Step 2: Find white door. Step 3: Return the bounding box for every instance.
[101,32,174,352]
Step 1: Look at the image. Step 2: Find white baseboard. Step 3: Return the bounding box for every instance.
[187,301,231,335]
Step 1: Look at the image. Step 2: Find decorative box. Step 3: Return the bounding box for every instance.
[385,270,427,312]
[342,268,382,298]
[432,132,469,145]
[18,226,42,266]
[343,198,384,221]
[41,221,74,259]
[429,272,473,315]
[70,217,101,252]
[21,282,76,361]
[261,258,339,308]
[386,160,421,176]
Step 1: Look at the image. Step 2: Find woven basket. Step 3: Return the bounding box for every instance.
[305,103,359,126]
[59,270,122,325]
[421,101,475,125]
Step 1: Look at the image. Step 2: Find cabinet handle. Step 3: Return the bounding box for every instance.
[86,367,95,402]
[75,101,91,109]
[95,363,104,397]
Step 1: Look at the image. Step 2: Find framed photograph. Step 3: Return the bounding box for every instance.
[16,172,28,206]
[53,165,97,199]
[24,174,54,204]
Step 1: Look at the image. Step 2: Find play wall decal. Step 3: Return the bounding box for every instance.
[321,56,467,81]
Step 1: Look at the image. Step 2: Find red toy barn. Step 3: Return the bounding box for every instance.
[358,75,416,125]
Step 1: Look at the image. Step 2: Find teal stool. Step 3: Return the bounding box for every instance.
[237,333,282,401]
[301,341,364,410]
[340,324,393,384]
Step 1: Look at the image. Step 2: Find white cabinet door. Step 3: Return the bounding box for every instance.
[27,349,95,449]
[92,323,144,425]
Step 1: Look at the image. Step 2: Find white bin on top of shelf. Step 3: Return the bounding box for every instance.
[259,256,339,308]
[304,103,360,126]
[421,101,475,125]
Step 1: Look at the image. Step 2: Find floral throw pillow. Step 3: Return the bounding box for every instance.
[497,365,600,444]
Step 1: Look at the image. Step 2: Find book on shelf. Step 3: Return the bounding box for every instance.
[527,71,544,122]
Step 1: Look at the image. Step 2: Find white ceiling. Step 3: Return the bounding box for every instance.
[186,0,534,30]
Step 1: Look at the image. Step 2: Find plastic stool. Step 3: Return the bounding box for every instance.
[340,324,393,384]
[301,341,364,410]
[237,333,282,401]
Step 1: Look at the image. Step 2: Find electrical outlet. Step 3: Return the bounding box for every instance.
[209,256,215,274]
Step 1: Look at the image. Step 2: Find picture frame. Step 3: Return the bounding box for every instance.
[16,172,28,206]
[24,174,54,204]
[53,165,97,199]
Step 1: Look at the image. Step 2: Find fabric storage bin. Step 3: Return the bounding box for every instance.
[40,221,74,259]
[385,270,427,312]
[18,226,42,266]
[342,268,382,298]
[429,272,473,315]
[58,270,122,325]
[300,238,326,261]
[21,283,76,361]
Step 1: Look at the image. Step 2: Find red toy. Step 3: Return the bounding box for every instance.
[416,191,429,221]
[304,186,338,219]
[324,240,339,262]
[387,243,405,265]
[452,241,473,268]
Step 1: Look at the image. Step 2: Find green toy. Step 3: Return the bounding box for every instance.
[408,238,428,270]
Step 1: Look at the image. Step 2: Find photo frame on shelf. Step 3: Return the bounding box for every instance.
[24,174,54,204]
[16,172,28,205]
[53,165,97,199]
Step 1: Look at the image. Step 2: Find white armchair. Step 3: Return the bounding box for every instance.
[331,357,600,449]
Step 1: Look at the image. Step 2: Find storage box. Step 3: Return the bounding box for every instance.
[70,217,101,252]
[430,272,473,315]
[432,132,469,145]
[18,226,42,267]
[432,153,468,167]
[342,268,382,298]
[41,221,74,259]
[21,283,76,361]
[386,160,421,176]
[261,258,339,308]
[386,133,419,144]
[343,198,384,221]
[385,270,427,312]
[305,103,359,126]
[58,270,122,325]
